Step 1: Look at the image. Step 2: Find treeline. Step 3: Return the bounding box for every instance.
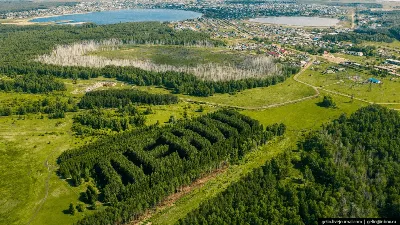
[0,97,77,118]
[78,89,178,109]
[322,32,395,44]
[359,10,400,28]
[327,2,382,8]
[57,110,285,225]
[347,45,376,56]
[179,105,400,224]
[0,74,66,93]
[72,105,146,135]
[104,65,299,97]
[0,63,299,97]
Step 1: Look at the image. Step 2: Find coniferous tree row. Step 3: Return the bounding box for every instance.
[57,110,285,225]
[78,89,178,109]
[0,74,66,93]
[179,105,400,225]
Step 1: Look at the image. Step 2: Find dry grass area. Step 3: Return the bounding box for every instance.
[37,40,281,81]
[321,53,347,64]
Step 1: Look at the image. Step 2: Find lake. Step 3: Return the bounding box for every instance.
[249,16,340,27]
[29,9,202,25]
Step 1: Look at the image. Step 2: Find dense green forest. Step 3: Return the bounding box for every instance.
[78,89,179,109]
[103,65,299,97]
[72,107,146,135]
[179,105,400,224]
[0,74,66,93]
[0,96,77,118]
[322,32,395,44]
[58,110,285,225]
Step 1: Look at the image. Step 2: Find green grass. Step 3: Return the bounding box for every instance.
[243,92,366,131]
[333,53,382,65]
[135,78,316,108]
[0,114,96,225]
[362,40,400,50]
[179,78,315,108]
[91,45,247,67]
[142,102,216,126]
[299,61,400,103]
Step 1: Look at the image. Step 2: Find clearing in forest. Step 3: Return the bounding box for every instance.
[38,41,282,81]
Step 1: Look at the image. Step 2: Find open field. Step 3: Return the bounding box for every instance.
[0,114,96,225]
[91,45,246,67]
[362,40,400,50]
[135,78,316,108]
[333,53,382,64]
[299,60,400,104]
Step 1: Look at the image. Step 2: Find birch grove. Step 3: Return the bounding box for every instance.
[37,40,281,81]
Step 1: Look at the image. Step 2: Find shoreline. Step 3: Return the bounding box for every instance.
[0,11,92,25]
[0,8,201,26]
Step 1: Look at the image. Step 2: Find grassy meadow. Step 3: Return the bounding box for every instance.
[91,45,247,67]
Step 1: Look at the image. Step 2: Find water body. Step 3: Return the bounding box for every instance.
[30,9,202,25]
[249,16,340,27]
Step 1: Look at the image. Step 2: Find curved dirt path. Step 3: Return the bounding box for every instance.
[181,58,320,110]
[183,55,400,111]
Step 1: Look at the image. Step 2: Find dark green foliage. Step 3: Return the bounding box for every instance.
[299,105,400,218]
[77,203,86,212]
[319,96,336,108]
[84,185,98,205]
[322,32,394,44]
[179,105,400,224]
[68,203,76,215]
[0,74,66,93]
[72,108,146,134]
[78,89,178,109]
[58,110,284,224]
[0,96,77,118]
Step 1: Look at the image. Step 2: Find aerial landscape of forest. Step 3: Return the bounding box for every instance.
[0,0,399,224]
